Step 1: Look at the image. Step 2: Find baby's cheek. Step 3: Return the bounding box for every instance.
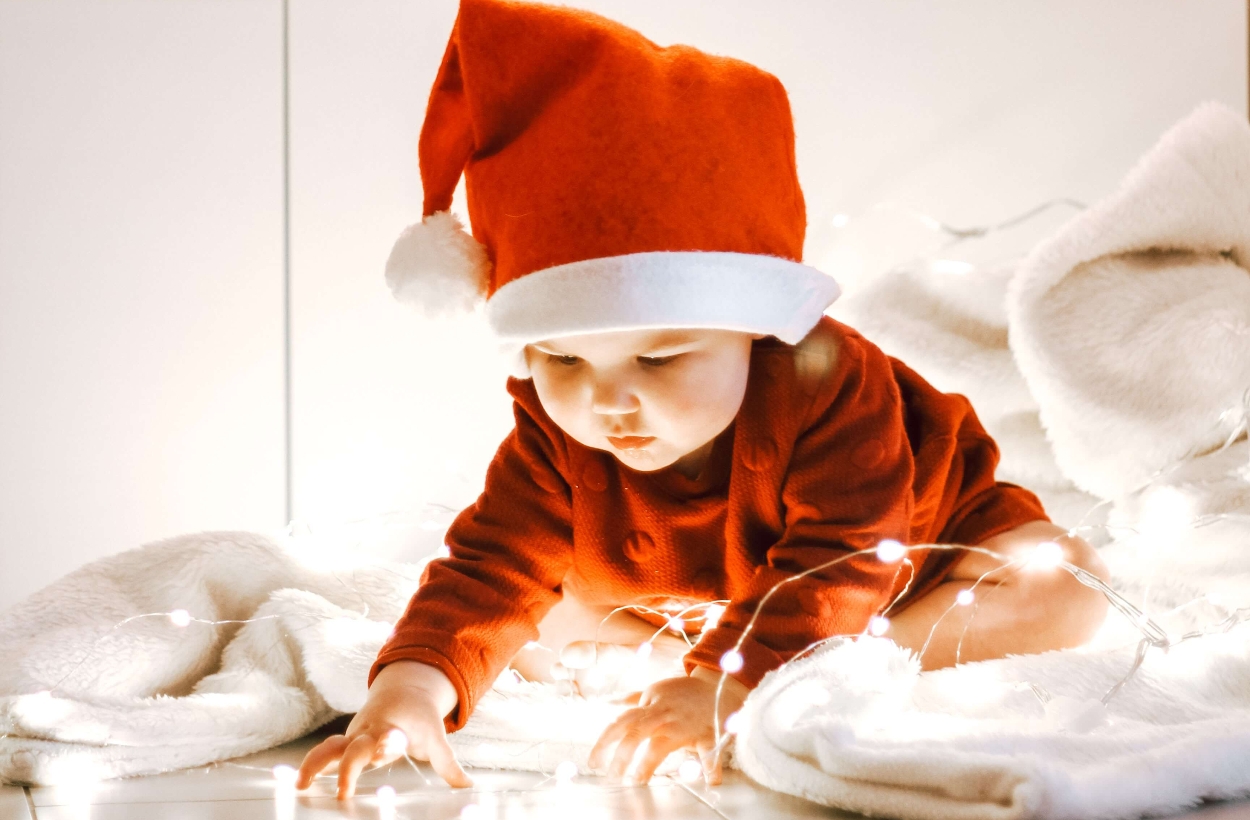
[533,373,584,425]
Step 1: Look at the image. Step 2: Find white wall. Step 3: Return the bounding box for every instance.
[0,0,286,611]
[1,0,1246,610]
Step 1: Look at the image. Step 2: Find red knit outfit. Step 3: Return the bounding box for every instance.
[372,316,1048,731]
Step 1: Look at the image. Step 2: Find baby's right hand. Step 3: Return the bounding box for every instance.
[296,660,472,798]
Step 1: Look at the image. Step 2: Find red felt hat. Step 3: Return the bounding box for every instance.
[385,0,839,357]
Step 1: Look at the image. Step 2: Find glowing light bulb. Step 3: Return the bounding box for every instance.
[272,764,298,786]
[436,545,452,558]
[831,213,850,228]
[720,650,744,674]
[555,760,578,782]
[582,666,607,690]
[678,759,703,782]
[667,617,685,633]
[875,539,906,563]
[868,616,890,637]
[724,711,743,735]
[955,589,975,606]
[1029,541,1065,569]
[703,604,725,628]
[49,757,102,804]
[168,609,192,627]
[635,642,653,659]
[376,785,397,820]
[1139,486,1194,548]
[381,729,408,757]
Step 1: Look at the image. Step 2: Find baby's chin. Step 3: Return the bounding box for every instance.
[575,438,685,472]
[603,446,677,472]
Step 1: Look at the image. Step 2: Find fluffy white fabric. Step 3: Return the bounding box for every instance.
[2,101,1248,820]
[741,100,1250,819]
[0,533,412,783]
[0,531,657,784]
[1008,101,1250,502]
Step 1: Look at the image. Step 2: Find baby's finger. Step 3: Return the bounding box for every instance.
[336,733,380,800]
[609,690,643,706]
[699,745,724,785]
[558,640,598,670]
[629,734,678,785]
[425,731,474,789]
[607,727,658,780]
[297,734,349,789]
[588,708,642,770]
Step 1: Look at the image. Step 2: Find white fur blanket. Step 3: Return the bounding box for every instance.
[749,100,1250,819]
[2,101,1249,820]
[0,531,633,784]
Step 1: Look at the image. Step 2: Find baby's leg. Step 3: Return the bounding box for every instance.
[509,595,687,689]
[885,520,1110,670]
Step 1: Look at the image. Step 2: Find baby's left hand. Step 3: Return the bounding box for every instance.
[587,667,748,785]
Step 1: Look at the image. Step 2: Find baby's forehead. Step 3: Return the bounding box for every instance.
[533,328,711,354]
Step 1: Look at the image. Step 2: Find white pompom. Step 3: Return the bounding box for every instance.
[384,210,491,316]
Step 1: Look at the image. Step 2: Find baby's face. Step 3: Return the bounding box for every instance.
[526,328,758,473]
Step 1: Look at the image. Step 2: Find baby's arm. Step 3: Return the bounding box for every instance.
[303,385,574,798]
[296,660,471,798]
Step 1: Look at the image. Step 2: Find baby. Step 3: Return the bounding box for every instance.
[298,0,1109,798]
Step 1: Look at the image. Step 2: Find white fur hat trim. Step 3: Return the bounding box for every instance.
[488,250,840,375]
[384,210,491,316]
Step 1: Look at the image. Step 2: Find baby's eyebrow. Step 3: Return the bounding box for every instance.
[530,342,570,355]
[530,338,701,356]
[640,340,701,356]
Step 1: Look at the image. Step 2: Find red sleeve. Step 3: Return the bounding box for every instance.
[685,331,914,688]
[370,379,573,732]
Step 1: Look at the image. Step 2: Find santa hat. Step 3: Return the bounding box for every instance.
[385,0,839,367]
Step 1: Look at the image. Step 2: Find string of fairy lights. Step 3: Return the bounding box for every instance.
[4,196,1249,820]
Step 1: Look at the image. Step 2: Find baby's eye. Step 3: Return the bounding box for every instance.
[638,354,680,367]
[548,354,581,366]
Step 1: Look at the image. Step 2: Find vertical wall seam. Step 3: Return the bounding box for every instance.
[282,0,293,526]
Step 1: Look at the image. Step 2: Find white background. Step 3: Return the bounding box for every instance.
[1,0,1246,613]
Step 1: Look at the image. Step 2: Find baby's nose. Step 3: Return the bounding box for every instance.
[591,381,640,414]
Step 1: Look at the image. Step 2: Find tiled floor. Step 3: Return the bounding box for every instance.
[5,728,1250,819]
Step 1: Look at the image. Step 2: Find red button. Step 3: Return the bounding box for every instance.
[622,531,655,563]
[743,438,777,472]
[852,439,886,469]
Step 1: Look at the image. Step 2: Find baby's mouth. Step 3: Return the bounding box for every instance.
[607,436,656,451]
